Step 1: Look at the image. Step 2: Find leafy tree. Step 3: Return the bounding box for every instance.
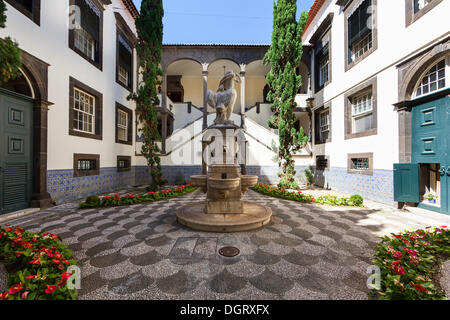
[0,0,22,86]
[264,0,309,189]
[129,0,167,191]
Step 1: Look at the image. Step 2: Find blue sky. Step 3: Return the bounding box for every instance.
[131,0,315,44]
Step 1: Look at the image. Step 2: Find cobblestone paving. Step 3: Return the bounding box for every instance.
[2,190,449,300]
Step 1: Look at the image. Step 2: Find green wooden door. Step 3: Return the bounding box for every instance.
[394,163,420,203]
[409,95,450,214]
[443,96,450,214]
[0,89,33,215]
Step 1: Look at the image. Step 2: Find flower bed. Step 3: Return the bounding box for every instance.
[0,225,77,300]
[252,184,363,207]
[372,226,449,300]
[79,184,197,208]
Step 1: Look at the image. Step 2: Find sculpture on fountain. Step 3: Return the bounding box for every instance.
[206,70,240,125]
[176,71,272,232]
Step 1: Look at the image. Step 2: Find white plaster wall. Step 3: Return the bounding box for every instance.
[301,0,450,170]
[0,0,138,170]
[245,103,274,130]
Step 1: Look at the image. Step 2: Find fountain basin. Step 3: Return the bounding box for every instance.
[208,177,240,190]
[191,175,208,193]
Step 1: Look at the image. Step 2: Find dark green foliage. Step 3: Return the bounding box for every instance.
[350,194,364,206]
[85,195,100,204]
[0,0,22,86]
[128,0,166,191]
[264,1,309,189]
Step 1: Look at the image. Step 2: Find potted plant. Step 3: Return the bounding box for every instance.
[426,193,437,204]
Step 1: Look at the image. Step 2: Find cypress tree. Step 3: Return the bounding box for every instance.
[264,0,309,189]
[0,0,22,86]
[129,0,167,191]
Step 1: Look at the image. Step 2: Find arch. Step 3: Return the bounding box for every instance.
[398,39,450,101]
[207,58,241,76]
[166,59,203,105]
[162,56,203,72]
[0,68,34,97]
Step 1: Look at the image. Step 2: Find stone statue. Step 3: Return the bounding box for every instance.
[206,70,241,125]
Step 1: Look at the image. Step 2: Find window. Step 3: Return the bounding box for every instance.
[5,0,40,25]
[69,77,103,140]
[115,12,136,91]
[314,35,330,91]
[352,90,374,134]
[316,155,329,171]
[319,109,330,141]
[116,103,133,145]
[350,31,372,62]
[73,88,95,134]
[345,77,377,139]
[314,104,332,144]
[73,154,99,177]
[116,34,133,89]
[405,0,443,27]
[117,110,128,141]
[117,156,131,172]
[69,0,102,69]
[319,55,329,88]
[414,58,448,98]
[414,0,432,13]
[74,27,95,61]
[348,153,373,175]
[345,0,377,70]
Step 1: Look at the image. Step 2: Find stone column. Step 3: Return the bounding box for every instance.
[202,63,209,130]
[240,64,246,129]
[30,100,53,209]
[161,73,167,110]
[161,112,168,154]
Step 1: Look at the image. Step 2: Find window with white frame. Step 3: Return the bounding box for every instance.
[74,27,95,61]
[347,0,373,64]
[413,0,433,13]
[319,55,329,87]
[352,90,374,134]
[118,65,129,86]
[319,109,330,141]
[414,57,448,98]
[351,31,372,62]
[117,109,128,142]
[73,88,95,134]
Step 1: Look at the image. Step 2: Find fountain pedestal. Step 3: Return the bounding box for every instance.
[176,97,272,232]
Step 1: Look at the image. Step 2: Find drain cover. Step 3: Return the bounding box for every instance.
[219,246,240,257]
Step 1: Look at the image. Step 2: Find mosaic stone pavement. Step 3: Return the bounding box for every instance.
[2,190,447,300]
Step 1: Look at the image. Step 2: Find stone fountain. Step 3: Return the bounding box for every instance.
[176,71,272,232]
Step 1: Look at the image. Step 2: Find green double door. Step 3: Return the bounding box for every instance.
[0,89,34,215]
[394,95,450,215]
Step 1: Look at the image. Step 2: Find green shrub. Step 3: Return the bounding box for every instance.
[85,195,100,204]
[0,226,77,300]
[350,194,364,206]
[252,184,363,207]
[79,184,197,209]
[372,226,449,300]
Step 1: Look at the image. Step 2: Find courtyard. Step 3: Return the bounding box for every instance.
[2,189,449,300]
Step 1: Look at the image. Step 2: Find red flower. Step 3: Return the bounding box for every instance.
[391,260,401,265]
[29,260,40,265]
[52,259,61,264]
[21,291,30,299]
[8,283,23,295]
[392,251,404,259]
[441,225,447,228]
[0,293,8,300]
[403,247,417,256]
[5,227,12,232]
[298,191,302,194]
[114,194,121,200]
[394,264,406,275]
[26,275,36,280]
[414,284,426,292]
[44,285,57,294]
[311,197,315,202]
[61,272,72,281]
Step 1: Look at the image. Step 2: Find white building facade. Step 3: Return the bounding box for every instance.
[1,0,449,215]
[302,0,450,212]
